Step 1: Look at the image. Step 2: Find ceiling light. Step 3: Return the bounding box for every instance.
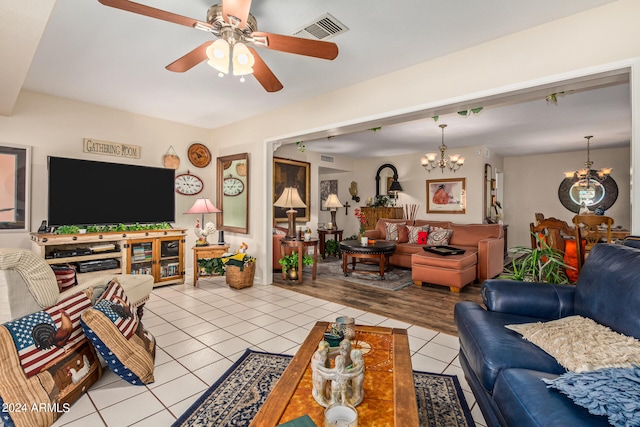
[206,39,229,75]
[232,42,255,76]
[563,136,612,187]
[420,124,464,173]
[206,38,254,81]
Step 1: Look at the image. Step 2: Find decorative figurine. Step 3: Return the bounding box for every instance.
[311,339,365,408]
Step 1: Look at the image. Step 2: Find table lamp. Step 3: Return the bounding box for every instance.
[325,194,343,229]
[185,198,222,246]
[389,180,403,206]
[274,187,306,240]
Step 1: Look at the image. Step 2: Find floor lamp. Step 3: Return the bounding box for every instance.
[325,194,343,229]
[185,198,222,246]
[274,187,306,240]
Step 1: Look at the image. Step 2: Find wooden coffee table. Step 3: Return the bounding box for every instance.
[340,239,396,279]
[250,321,419,427]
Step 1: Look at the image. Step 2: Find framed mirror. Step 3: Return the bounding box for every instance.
[484,163,494,223]
[216,153,249,234]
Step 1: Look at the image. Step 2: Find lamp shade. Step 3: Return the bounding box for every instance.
[206,39,230,75]
[389,180,403,192]
[232,42,255,76]
[324,193,343,209]
[185,198,221,214]
[274,187,306,208]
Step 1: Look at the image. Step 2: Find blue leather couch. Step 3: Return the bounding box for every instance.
[454,243,640,426]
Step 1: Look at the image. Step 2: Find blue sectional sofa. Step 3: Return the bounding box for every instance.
[454,243,640,427]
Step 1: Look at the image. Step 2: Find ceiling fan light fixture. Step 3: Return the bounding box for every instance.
[206,39,230,74]
[232,42,255,76]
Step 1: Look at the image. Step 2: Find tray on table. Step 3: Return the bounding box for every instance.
[423,245,466,256]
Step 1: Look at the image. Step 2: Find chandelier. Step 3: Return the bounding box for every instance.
[421,124,464,173]
[563,136,612,187]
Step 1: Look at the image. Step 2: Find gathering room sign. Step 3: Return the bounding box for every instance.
[83,138,141,159]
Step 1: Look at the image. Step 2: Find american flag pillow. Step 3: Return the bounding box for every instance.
[2,291,92,377]
[92,279,139,339]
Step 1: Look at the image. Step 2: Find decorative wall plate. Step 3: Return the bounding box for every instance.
[187,143,211,168]
[175,171,204,195]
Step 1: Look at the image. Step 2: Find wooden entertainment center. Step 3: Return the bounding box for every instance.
[31,229,187,287]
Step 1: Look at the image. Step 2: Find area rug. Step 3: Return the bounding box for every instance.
[310,260,413,291]
[172,349,474,427]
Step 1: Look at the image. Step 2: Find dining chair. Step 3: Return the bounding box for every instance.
[572,214,614,271]
[530,218,574,253]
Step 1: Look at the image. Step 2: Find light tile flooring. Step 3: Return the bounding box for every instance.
[52,277,487,427]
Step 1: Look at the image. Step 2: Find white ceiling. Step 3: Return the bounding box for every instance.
[3,0,631,157]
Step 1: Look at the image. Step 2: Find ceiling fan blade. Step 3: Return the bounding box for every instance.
[222,0,252,29]
[98,0,212,30]
[166,42,212,73]
[248,47,283,93]
[251,32,338,60]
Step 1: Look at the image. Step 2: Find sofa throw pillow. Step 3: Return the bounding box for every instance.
[81,279,156,385]
[506,315,640,372]
[0,291,102,427]
[397,225,409,243]
[51,264,78,292]
[427,227,453,246]
[542,366,640,427]
[3,291,93,377]
[407,225,429,244]
[384,222,406,241]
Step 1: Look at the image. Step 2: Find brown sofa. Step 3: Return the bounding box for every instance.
[365,218,504,291]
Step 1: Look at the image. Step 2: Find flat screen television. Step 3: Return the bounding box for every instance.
[48,156,176,226]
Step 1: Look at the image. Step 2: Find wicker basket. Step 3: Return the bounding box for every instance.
[225,262,255,289]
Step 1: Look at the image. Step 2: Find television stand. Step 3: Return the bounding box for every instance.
[31,229,187,287]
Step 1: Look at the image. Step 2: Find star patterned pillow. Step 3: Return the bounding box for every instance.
[80,279,155,385]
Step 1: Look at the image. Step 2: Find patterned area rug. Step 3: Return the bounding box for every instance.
[173,349,474,427]
[311,260,413,291]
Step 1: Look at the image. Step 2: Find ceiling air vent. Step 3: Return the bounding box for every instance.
[292,13,348,41]
[321,155,334,163]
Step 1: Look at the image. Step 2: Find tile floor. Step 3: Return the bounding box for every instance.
[51,277,487,427]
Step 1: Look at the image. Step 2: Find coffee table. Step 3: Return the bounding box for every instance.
[339,239,396,279]
[250,321,419,426]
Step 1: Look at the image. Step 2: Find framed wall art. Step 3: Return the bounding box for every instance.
[426,178,466,214]
[319,179,338,211]
[273,157,310,222]
[0,144,30,231]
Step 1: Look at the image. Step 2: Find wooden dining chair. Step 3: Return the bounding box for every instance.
[572,215,614,271]
[530,218,574,253]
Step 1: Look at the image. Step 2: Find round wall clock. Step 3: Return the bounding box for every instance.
[187,143,211,168]
[223,177,245,196]
[175,171,204,195]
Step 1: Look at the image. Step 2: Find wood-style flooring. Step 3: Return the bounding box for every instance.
[272,261,483,336]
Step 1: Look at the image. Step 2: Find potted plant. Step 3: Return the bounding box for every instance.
[197,257,226,276]
[501,234,574,284]
[325,239,341,257]
[279,252,314,280]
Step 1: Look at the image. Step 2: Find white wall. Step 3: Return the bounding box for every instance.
[504,146,631,248]
[0,91,211,272]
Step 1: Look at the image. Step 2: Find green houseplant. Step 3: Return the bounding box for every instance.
[501,234,573,284]
[325,239,341,257]
[279,251,314,280]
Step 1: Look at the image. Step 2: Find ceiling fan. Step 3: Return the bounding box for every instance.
[98,0,339,92]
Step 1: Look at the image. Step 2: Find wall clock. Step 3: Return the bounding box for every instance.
[223,177,245,196]
[187,142,211,168]
[175,171,204,195]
